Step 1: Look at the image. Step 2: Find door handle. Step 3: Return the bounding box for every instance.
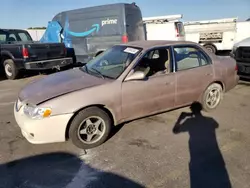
[165,82,173,85]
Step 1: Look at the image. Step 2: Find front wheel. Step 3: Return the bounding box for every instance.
[69,107,112,149]
[202,83,223,112]
[3,59,19,80]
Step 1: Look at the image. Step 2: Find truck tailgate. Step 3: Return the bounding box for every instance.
[25,43,66,61]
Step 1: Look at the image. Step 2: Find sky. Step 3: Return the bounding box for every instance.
[1,0,249,29]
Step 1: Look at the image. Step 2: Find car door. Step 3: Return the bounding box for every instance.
[121,47,176,121]
[173,45,214,107]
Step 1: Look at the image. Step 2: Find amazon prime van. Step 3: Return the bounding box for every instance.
[41,3,145,63]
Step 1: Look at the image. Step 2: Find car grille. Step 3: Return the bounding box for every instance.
[235,47,250,62]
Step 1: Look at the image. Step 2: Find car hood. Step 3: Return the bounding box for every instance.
[18,68,110,105]
[234,37,250,48]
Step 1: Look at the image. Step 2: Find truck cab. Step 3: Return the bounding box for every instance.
[231,37,250,79]
[0,29,72,79]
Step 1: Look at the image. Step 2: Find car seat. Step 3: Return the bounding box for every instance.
[8,37,16,42]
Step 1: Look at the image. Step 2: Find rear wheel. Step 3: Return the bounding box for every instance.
[69,107,112,149]
[204,44,217,54]
[202,83,223,112]
[3,59,19,80]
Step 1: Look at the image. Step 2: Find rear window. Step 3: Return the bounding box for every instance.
[0,33,6,41]
[18,32,32,41]
[175,22,185,37]
[0,30,32,42]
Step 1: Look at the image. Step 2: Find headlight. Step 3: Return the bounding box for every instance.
[23,104,52,119]
[230,46,237,58]
[232,45,237,53]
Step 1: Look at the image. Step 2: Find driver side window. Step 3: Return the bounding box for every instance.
[134,47,171,77]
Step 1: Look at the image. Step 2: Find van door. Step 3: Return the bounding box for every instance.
[125,4,145,42]
[175,22,186,41]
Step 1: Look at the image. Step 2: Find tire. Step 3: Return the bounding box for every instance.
[202,83,223,112]
[69,107,112,149]
[204,44,217,54]
[3,59,19,80]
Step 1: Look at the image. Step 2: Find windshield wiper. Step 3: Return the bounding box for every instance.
[80,65,89,73]
[90,67,105,79]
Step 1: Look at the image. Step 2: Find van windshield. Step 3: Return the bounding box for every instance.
[83,45,142,79]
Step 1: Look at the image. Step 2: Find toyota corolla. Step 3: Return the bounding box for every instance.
[14,40,239,149]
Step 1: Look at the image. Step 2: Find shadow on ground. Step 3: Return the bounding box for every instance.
[238,78,250,86]
[0,66,76,82]
[173,102,232,188]
[0,70,49,82]
[0,152,144,188]
[216,51,231,56]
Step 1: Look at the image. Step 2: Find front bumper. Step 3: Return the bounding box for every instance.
[24,57,73,70]
[237,62,250,79]
[14,101,73,144]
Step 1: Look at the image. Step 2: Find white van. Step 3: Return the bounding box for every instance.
[143,14,185,41]
[184,18,250,54]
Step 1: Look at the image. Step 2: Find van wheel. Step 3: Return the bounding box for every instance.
[204,44,217,54]
[3,59,19,80]
[202,83,223,112]
[69,107,112,149]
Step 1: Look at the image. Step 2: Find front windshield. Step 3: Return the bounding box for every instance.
[84,45,142,79]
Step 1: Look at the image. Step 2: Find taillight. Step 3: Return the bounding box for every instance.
[176,28,180,37]
[122,35,128,43]
[22,48,29,58]
[64,47,67,55]
[235,64,238,71]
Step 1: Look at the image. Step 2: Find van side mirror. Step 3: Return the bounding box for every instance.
[125,71,146,81]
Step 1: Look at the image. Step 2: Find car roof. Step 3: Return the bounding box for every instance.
[120,40,199,50]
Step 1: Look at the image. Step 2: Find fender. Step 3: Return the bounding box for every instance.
[0,50,15,61]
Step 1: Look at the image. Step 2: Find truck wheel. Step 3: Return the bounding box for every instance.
[3,59,19,80]
[204,44,217,54]
[202,83,223,112]
[69,107,112,149]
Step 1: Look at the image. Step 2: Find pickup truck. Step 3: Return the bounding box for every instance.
[0,29,73,79]
[231,37,250,79]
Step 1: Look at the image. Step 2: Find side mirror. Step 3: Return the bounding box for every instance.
[125,71,146,81]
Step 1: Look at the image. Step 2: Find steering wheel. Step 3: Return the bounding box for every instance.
[140,58,151,68]
[99,60,109,66]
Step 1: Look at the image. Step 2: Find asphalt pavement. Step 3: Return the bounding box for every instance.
[0,74,250,188]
